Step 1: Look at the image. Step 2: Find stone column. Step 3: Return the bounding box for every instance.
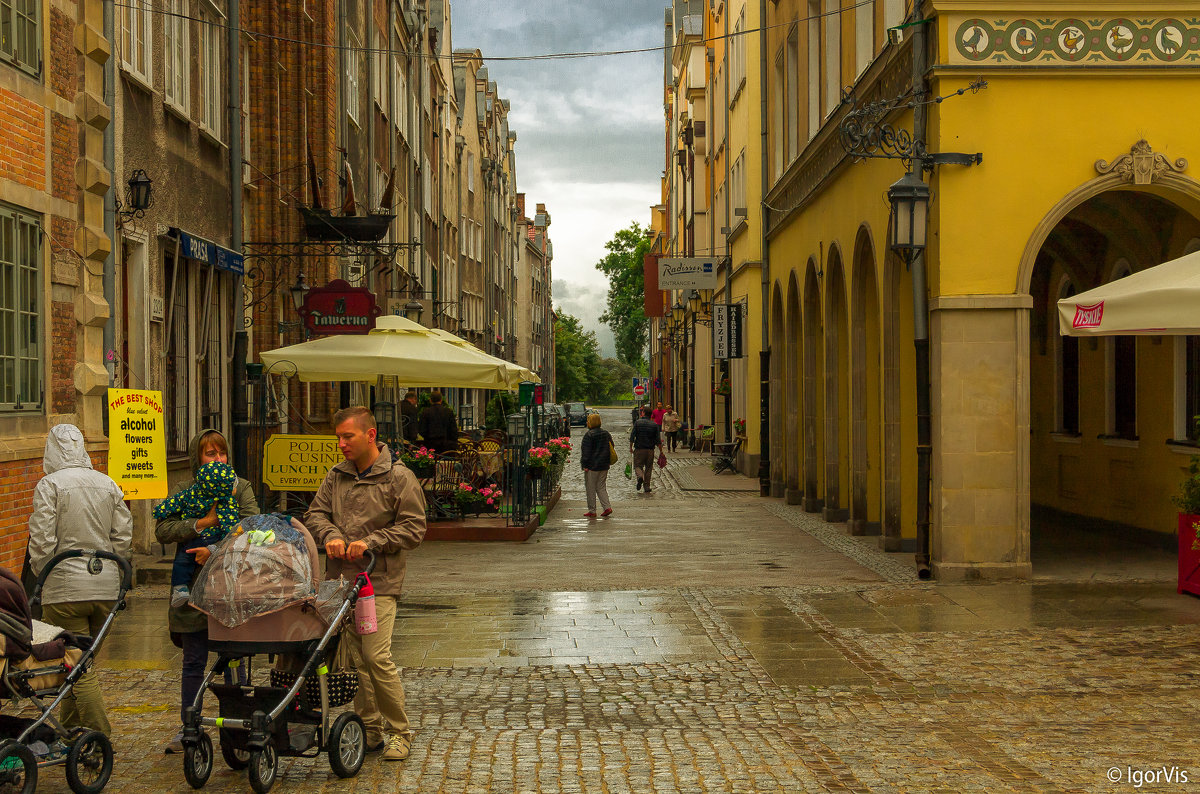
[72,0,112,437]
[929,295,1032,580]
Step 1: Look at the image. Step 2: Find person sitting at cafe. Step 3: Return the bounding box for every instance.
[418,391,458,454]
[400,390,420,445]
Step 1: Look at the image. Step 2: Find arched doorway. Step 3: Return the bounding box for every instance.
[824,246,851,523]
[1024,187,1200,575]
[850,227,882,536]
[881,239,915,551]
[770,282,786,495]
[802,259,824,512]
[785,273,802,501]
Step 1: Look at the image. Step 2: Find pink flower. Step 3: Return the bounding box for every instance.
[486,498,494,505]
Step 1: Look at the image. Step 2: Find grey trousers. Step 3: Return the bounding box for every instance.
[584,469,612,511]
[633,449,655,488]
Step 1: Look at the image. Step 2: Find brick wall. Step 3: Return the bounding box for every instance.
[0,452,109,574]
[50,113,77,202]
[51,301,76,413]
[49,8,74,101]
[0,88,47,192]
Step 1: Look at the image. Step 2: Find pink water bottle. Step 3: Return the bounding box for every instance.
[354,576,378,635]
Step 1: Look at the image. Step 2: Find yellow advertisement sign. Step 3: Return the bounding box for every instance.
[263,434,341,492]
[106,388,168,499]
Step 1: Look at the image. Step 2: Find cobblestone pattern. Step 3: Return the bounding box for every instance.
[764,501,919,583]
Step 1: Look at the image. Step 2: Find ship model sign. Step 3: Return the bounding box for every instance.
[295,144,392,335]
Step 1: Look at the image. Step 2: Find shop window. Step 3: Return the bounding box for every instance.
[0,204,41,411]
[0,0,40,77]
[1056,281,1079,435]
[1105,261,1136,440]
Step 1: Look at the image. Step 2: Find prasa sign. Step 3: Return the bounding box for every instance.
[298,279,383,336]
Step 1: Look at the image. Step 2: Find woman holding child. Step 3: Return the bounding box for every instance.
[154,429,258,753]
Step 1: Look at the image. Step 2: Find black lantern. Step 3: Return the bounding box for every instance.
[403,299,424,323]
[289,272,310,312]
[687,289,701,315]
[506,413,528,445]
[671,298,684,324]
[127,169,153,212]
[888,171,930,259]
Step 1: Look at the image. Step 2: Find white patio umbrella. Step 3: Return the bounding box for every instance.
[258,315,538,388]
[1057,249,1200,336]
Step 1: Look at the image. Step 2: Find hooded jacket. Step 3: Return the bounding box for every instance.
[27,424,133,605]
[304,442,426,597]
[580,427,614,471]
[154,429,259,635]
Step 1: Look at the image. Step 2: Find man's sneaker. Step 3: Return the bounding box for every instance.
[600,509,613,517]
[170,585,191,608]
[382,734,411,761]
[635,477,643,491]
[583,512,596,518]
[164,731,184,754]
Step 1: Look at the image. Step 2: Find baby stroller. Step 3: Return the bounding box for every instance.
[0,549,132,794]
[179,515,372,793]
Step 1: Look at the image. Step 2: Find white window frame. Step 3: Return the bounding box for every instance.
[164,0,191,115]
[0,203,43,412]
[822,0,841,118]
[0,0,41,77]
[120,0,153,86]
[199,4,224,140]
[730,9,746,103]
[468,152,475,193]
[346,29,361,127]
[807,0,820,139]
[786,26,798,161]
[855,0,874,77]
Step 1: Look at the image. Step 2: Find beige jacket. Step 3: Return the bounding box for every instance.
[304,444,426,597]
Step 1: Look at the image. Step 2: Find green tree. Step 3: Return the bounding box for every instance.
[554,311,604,402]
[595,222,651,370]
[596,357,637,404]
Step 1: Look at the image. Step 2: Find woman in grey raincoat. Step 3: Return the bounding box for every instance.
[154,428,258,752]
[27,423,133,735]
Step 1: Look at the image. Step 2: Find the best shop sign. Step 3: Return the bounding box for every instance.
[107,388,168,499]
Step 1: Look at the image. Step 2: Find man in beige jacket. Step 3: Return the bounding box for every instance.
[304,406,427,761]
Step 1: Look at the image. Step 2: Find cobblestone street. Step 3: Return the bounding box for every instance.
[24,409,1200,792]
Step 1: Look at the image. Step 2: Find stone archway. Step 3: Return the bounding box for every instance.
[850,226,882,536]
[785,273,802,501]
[824,245,850,523]
[802,260,824,512]
[769,281,786,496]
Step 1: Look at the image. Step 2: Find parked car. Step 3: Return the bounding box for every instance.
[564,402,589,426]
[543,403,569,436]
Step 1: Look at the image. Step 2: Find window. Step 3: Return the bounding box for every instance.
[786,27,798,160]
[730,10,745,100]
[164,0,190,113]
[200,6,223,138]
[468,153,475,193]
[1185,337,1200,441]
[1055,281,1079,435]
[855,0,874,76]
[120,0,152,83]
[807,0,820,139]
[242,43,251,182]
[392,55,408,135]
[884,0,904,37]
[823,0,840,118]
[346,30,361,126]
[0,204,41,411]
[1106,261,1136,440]
[0,0,40,76]
[773,46,784,180]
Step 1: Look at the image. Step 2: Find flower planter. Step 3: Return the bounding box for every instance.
[1178,513,1200,597]
[527,468,545,481]
[409,464,435,479]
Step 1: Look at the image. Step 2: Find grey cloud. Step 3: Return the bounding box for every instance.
[552,278,615,358]
[452,1,662,55]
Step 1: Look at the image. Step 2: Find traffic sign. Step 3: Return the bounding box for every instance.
[633,384,646,397]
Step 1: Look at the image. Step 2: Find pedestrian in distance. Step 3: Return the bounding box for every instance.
[629,406,666,493]
[580,413,614,518]
[400,389,420,445]
[305,406,427,762]
[155,428,259,753]
[651,401,666,426]
[661,405,681,453]
[417,390,459,454]
[27,423,133,736]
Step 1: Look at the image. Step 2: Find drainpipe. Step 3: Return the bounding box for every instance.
[229,0,249,476]
[756,0,771,497]
[102,0,114,387]
[722,0,732,448]
[911,3,933,579]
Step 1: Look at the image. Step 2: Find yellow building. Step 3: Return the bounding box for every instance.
[658,0,1200,579]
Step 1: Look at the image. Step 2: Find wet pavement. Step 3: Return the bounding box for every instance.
[18,408,1200,791]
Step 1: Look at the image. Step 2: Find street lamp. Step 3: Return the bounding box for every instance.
[403,299,424,323]
[128,169,153,212]
[506,413,528,446]
[671,298,684,324]
[687,289,701,315]
[888,171,931,260]
[289,272,310,312]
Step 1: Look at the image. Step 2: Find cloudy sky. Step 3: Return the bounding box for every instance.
[450,1,664,356]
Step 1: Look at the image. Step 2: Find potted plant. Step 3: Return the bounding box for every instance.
[713,378,731,396]
[1175,418,1200,597]
[527,447,552,479]
[546,437,572,464]
[454,483,485,516]
[734,418,746,438]
[478,485,503,513]
[406,446,437,478]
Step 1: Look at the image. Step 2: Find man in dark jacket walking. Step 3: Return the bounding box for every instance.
[628,406,665,493]
[417,391,458,453]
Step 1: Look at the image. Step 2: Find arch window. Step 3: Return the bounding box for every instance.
[1055,279,1079,435]
[1176,237,1200,442]
[1105,260,1137,440]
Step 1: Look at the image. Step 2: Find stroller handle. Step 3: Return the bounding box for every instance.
[30,550,134,608]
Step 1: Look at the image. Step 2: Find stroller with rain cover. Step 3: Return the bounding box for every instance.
[0,550,132,794]
[178,514,373,793]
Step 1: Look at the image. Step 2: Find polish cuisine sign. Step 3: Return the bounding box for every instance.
[263,434,341,492]
[299,278,384,335]
[657,258,719,290]
[107,388,168,499]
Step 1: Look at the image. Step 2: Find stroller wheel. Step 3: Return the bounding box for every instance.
[182,732,213,790]
[327,713,365,778]
[219,729,250,770]
[0,740,36,794]
[65,731,113,794]
[248,743,277,794]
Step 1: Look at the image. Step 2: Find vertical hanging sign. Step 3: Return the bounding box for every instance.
[713,304,744,359]
[107,388,169,499]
